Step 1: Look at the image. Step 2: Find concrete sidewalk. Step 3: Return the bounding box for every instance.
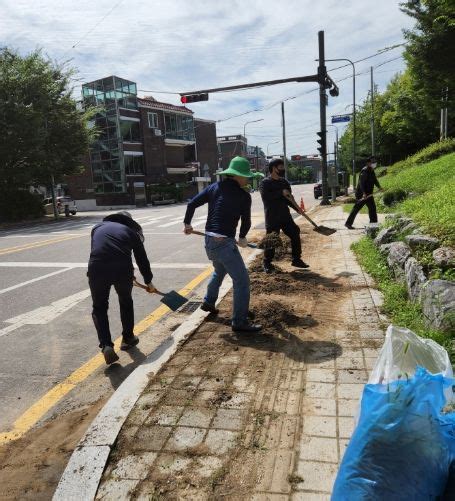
[93,206,385,500]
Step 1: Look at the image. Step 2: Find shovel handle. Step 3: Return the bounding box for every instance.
[283,194,319,229]
[133,279,164,296]
[189,230,258,248]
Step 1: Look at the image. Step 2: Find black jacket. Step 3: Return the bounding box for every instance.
[88,214,152,283]
[356,166,381,199]
[184,178,251,238]
[259,177,297,227]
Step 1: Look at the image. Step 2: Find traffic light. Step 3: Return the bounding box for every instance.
[316,131,326,156]
[180,93,209,104]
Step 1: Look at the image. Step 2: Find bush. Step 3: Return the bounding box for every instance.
[0,189,44,222]
[388,138,455,175]
[383,188,407,207]
[147,184,185,202]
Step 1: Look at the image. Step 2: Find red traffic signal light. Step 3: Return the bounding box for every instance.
[180,93,209,104]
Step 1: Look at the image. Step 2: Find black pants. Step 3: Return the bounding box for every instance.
[88,274,134,348]
[346,196,378,226]
[264,218,301,263]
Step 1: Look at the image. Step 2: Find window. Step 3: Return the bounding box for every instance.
[119,119,141,142]
[164,113,195,141]
[124,155,144,175]
[148,112,158,129]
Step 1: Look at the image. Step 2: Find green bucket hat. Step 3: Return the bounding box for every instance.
[220,156,265,178]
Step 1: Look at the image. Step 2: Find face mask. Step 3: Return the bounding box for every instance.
[277,169,286,177]
[371,162,377,169]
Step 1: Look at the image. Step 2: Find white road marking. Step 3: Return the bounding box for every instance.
[0,268,72,295]
[0,289,91,338]
[0,262,207,269]
[156,218,185,228]
[140,215,174,227]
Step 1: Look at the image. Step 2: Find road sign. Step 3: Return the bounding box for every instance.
[331,114,351,123]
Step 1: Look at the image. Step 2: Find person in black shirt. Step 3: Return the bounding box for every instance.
[88,211,154,364]
[184,156,263,333]
[345,157,382,229]
[259,159,309,273]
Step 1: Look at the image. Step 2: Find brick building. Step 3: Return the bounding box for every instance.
[65,76,218,209]
[217,135,247,171]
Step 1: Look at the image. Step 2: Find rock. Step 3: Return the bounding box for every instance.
[421,280,455,333]
[433,247,455,270]
[394,217,413,231]
[387,242,412,277]
[405,257,427,302]
[374,227,397,246]
[379,243,394,256]
[412,228,424,235]
[365,223,381,239]
[405,234,440,252]
[385,214,398,222]
[401,222,418,234]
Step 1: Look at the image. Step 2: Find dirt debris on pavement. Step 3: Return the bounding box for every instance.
[95,211,384,500]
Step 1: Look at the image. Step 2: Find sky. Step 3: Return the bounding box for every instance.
[1,0,415,158]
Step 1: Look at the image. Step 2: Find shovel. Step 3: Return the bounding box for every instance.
[133,279,188,311]
[284,193,337,236]
[190,230,258,248]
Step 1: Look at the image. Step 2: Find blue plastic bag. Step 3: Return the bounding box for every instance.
[332,368,455,500]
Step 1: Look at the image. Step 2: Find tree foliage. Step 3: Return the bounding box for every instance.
[339,0,454,168]
[0,48,96,190]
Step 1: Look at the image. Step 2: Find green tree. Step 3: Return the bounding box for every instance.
[0,48,95,190]
[401,0,455,117]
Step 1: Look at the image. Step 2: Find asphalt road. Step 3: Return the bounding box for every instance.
[0,183,316,434]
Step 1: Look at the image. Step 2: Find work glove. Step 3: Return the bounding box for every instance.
[184,224,193,234]
[238,237,248,248]
[145,281,156,292]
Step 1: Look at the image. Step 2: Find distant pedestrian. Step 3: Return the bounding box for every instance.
[259,159,309,273]
[345,157,382,229]
[88,211,154,365]
[183,156,264,333]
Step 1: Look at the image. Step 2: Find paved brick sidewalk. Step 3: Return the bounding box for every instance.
[95,206,385,500]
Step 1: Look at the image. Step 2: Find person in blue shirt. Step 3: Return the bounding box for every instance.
[88,211,154,365]
[183,157,264,333]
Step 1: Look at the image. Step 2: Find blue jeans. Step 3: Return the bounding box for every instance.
[204,236,250,326]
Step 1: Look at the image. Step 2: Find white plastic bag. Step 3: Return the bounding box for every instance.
[369,325,453,385]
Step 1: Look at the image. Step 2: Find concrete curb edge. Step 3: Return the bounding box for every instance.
[53,248,261,501]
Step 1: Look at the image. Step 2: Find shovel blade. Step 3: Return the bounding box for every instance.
[313,226,337,236]
[160,290,188,311]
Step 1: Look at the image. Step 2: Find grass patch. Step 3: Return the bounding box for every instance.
[351,237,451,352]
[379,153,455,245]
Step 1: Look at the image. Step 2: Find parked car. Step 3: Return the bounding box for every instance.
[43,196,77,215]
[313,183,342,199]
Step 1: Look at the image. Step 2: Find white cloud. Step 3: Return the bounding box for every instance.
[1,0,414,157]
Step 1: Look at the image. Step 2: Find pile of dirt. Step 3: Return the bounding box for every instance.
[258,232,291,259]
[253,300,301,329]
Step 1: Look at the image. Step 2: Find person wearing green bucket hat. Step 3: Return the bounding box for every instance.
[183,156,264,333]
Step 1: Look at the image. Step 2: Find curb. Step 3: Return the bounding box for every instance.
[53,248,262,501]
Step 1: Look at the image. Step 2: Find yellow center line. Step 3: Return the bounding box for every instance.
[0,235,82,256]
[0,265,213,445]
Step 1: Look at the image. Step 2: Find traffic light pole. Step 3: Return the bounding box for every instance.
[281,102,288,179]
[318,31,330,206]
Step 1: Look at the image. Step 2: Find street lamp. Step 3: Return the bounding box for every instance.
[243,119,264,155]
[267,140,280,157]
[325,58,356,190]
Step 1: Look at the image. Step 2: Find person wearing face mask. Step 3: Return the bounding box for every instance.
[183,156,264,333]
[345,156,382,229]
[259,158,309,273]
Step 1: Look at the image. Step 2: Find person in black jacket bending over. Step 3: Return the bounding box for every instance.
[88,211,154,365]
[260,159,309,273]
[345,156,382,229]
[184,156,263,333]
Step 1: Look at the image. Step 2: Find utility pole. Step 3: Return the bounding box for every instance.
[370,66,375,156]
[440,87,448,141]
[318,31,330,205]
[281,102,288,180]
